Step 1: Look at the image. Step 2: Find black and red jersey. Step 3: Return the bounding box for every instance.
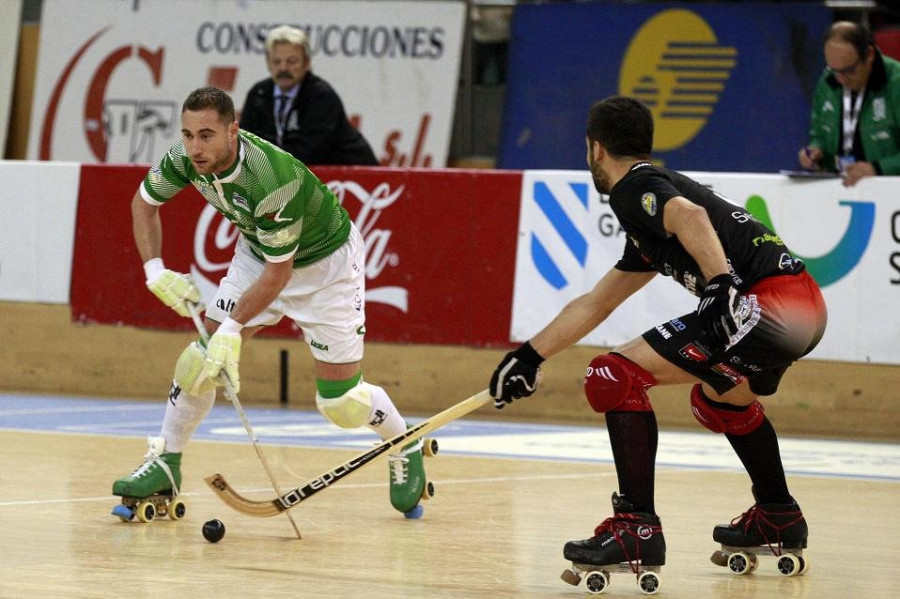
[610,162,804,295]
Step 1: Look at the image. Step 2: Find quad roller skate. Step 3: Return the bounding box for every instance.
[710,491,809,577]
[111,436,185,523]
[388,430,438,519]
[560,493,665,595]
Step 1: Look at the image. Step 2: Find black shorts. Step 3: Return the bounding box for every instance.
[643,271,827,396]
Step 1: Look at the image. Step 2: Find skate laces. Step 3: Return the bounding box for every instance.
[128,457,158,479]
[126,450,179,495]
[387,440,422,486]
[732,504,804,556]
[127,443,164,478]
[592,514,662,574]
[388,454,409,485]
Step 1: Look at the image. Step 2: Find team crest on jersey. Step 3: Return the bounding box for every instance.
[641,192,657,216]
[231,193,250,211]
[874,97,886,121]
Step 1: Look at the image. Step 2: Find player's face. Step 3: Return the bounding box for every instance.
[181,109,239,176]
[824,39,872,93]
[586,137,612,195]
[267,42,310,92]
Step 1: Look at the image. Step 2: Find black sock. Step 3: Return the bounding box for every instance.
[605,410,658,514]
[726,416,792,504]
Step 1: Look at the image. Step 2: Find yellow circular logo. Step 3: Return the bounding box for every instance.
[620,9,737,152]
[641,192,658,216]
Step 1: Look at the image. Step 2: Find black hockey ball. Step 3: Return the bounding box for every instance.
[202,519,226,543]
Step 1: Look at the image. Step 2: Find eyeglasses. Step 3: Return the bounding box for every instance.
[826,58,862,77]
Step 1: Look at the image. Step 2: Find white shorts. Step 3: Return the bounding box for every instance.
[206,224,366,364]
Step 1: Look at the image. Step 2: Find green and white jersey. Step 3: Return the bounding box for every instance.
[140,130,350,266]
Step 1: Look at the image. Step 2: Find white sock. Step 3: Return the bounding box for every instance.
[159,382,216,453]
[364,383,407,440]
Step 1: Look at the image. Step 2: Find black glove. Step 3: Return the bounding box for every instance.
[490,341,545,409]
[696,273,742,352]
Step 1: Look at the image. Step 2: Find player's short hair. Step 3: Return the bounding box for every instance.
[586,96,653,158]
[265,24,311,59]
[182,87,236,125]
[824,21,875,59]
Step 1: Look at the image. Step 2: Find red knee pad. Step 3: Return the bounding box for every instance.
[690,384,765,435]
[583,353,657,413]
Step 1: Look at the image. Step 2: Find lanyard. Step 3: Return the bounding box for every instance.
[841,86,865,155]
[274,94,293,146]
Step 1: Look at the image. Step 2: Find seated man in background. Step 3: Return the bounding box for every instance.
[240,25,379,166]
[798,21,900,186]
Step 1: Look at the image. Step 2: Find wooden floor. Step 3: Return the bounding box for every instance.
[1,428,898,598]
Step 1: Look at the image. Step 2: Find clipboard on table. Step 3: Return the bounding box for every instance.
[778,169,840,179]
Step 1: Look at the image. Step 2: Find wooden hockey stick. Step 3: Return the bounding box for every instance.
[187,302,303,539]
[205,388,493,517]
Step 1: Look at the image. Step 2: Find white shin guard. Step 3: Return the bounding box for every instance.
[160,382,216,453]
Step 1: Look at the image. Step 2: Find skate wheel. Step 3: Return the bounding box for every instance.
[404,504,424,519]
[423,437,439,457]
[421,481,435,501]
[777,553,801,576]
[136,500,156,523]
[637,571,661,595]
[111,504,135,522]
[560,568,582,586]
[168,498,186,521]
[798,555,810,576]
[727,552,756,575]
[584,570,609,594]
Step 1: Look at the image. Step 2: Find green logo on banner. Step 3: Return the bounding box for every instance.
[745,195,875,287]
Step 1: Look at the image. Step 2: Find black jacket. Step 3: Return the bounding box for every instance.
[239,72,379,166]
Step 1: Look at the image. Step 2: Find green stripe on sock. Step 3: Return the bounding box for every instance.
[316,372,362,398]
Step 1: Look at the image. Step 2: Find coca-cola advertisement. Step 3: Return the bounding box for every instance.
[70,165,522,347]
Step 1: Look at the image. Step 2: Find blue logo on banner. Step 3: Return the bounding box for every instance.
[530,181,589,289]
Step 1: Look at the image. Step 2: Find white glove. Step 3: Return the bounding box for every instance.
[144,259,201,317]
[203,318,244,392]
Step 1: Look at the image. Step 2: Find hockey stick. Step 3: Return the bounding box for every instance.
[205,388,492,517]
[187,302,303,539]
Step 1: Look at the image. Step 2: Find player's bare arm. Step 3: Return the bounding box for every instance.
[228,258,294,326]
[132,190,163,262]
[531,267,657,359]
[663,195,746,350]
[662,196,730,280]
[131,190,201,318]
[490,267,656,407]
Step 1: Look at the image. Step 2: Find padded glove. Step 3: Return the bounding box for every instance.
[146,268,201,318]
[204,320,243,392]
[696,273,742,352]
[490,341,545,409]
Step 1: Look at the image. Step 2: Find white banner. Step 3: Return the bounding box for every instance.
[511,170,900,365]
[0,161,81,303]
[28,0,465,167]
[0,0,22,153]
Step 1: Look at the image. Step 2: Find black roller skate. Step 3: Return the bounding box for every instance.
[560,493,665,595]
[710,491,809,577]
